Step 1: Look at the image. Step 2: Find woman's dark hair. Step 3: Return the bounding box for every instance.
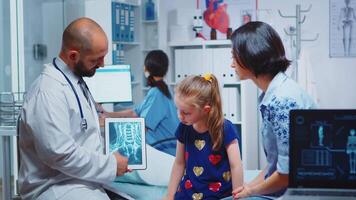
[145,50,171,99]
[231,21,291,77]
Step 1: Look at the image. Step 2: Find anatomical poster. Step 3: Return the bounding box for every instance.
[330,0,356,57]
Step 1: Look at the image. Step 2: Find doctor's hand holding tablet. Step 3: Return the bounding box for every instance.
[114,152,133,176]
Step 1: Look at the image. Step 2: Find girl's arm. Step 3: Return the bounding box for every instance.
[226,139,243,190]
[164,141,186,200]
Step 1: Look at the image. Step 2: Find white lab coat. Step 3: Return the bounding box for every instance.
[18,57,117,200]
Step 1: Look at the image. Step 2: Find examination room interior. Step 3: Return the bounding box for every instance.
[1,0,356,199]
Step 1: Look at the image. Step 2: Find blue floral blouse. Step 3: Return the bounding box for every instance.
[259,72,317,195]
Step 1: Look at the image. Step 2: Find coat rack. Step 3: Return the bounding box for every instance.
[278,4,319,80]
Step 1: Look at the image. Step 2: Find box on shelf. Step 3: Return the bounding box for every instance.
[169,25,194,43]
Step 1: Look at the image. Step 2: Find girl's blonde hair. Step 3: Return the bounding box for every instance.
[175,74,224,151]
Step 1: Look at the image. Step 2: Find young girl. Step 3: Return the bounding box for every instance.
[230,21,317,199]
[164,74,243,200]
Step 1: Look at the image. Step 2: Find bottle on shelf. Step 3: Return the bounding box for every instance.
[226,27,232,39]
[145,0,155,21]
[210,28,217,40]
[242,11,251,24]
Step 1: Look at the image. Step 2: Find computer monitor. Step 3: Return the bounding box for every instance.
[84,64,133,103]
[289,109,356,189]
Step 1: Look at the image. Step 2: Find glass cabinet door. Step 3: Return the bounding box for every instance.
[0,0,11,199]
[23,0,65,89]
[0,0,18,126]
[0,0,12,93]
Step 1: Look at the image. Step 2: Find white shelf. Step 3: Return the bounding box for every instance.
[142,87,150,91]
[112,41,140,45]
[114,0,141,6]
[0,126,17,136]
[224,82,241,87]
[167,82,177,86]
[131,81,140,86]
[142,20,158,24]
[168,39,231,47]
[142,48,157,52]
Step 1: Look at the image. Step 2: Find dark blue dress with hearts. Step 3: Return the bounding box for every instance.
[174,119,240,200]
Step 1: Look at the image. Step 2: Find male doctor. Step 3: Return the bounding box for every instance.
[18,17,130,200]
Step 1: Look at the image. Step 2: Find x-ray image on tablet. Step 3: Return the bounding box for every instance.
[105,118,146,170]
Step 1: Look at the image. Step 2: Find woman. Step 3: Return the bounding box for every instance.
[230,21,317,199]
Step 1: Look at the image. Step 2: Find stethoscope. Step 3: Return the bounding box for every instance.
[53,58,88,131]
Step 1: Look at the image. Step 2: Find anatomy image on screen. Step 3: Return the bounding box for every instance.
[109,121,143,165]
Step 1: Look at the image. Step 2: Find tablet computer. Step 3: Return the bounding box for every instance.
[105,118,146,170]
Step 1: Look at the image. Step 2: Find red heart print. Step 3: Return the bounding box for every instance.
[209,154,222,165]
[208,182,222,192]
[185,180,193,189]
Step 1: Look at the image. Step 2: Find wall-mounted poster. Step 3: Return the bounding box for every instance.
[330,0,356,57]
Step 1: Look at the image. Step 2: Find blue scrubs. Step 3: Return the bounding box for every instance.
[134,87,179,156]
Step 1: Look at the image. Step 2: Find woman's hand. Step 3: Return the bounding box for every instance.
[232,185,253,199]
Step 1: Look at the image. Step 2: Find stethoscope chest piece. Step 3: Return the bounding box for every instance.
[81,118,88,131]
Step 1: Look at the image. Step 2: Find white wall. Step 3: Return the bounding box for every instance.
[258,0,356,108]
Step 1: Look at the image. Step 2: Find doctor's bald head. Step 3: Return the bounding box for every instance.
[61,17,107,53]
[60,17,108,77]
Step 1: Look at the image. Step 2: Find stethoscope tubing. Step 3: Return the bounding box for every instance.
[52,57,87,130]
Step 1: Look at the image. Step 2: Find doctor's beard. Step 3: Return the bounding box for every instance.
[74,59,97,77]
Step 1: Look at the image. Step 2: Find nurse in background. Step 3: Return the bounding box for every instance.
[101,50,179,156]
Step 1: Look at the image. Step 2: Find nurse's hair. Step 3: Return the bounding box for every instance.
[145,50,171,99]
[231,21,290,78]
[175,74,224,151]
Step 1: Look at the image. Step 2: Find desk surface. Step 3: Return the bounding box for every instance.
[0,126,17,136]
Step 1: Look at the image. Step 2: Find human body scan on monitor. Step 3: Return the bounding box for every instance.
[289,109,356,189]
[84,65,132,103]
[105,118,146,170]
